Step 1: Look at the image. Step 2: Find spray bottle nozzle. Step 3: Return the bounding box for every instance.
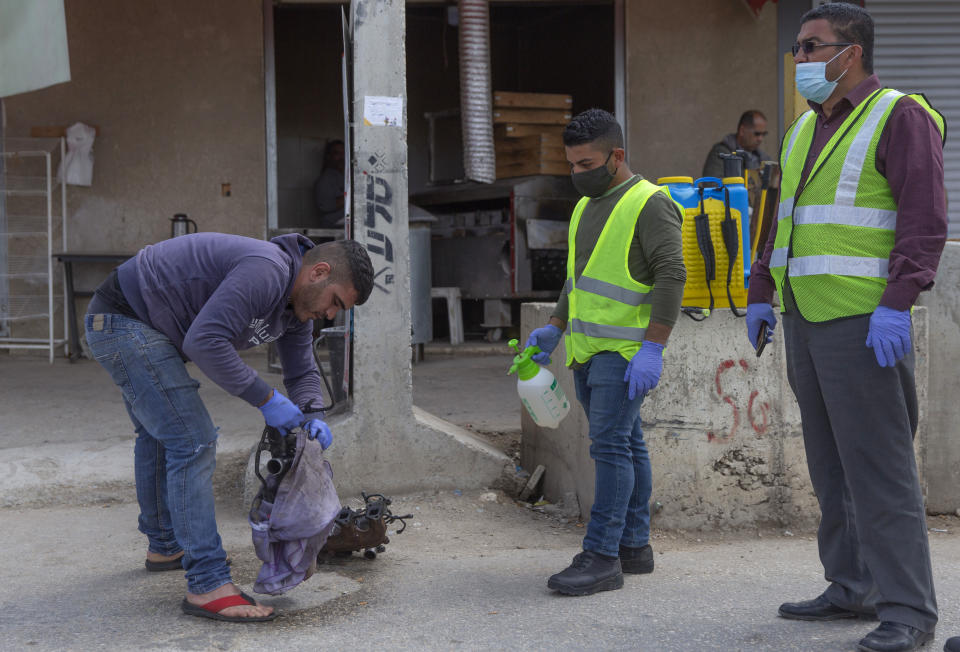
[508,338,541,356]
[507,339,541,378]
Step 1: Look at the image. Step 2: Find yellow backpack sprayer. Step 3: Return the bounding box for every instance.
[658,152,752,321]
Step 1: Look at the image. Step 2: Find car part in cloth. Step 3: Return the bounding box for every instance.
[249,427,341,595]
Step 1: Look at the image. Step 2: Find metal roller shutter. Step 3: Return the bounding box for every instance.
[869,0,960,237]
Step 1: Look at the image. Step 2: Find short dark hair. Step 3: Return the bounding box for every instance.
[800,1,874,74]
[562,109,624,151]
[738,110,766,130]
[304,239,374,305]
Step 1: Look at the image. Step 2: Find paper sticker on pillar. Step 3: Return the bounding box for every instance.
[363,95,404,127]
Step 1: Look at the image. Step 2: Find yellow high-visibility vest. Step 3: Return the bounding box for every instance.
[564,179,667,364]
[770,88,944,321]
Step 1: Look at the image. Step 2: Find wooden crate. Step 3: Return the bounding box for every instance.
[494,132,570,178]
[495,126,564,145]
[491,91,573,179]
[495,136,567,164]
[496,148,568,167]
[495,123,565,140]
[492,108,571,125]
[493,90,573,110]
[496,159,570,178]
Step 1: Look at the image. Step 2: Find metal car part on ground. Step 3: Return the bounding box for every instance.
[319,492,413,560]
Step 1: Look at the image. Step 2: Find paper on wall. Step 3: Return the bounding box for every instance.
[363,96,403,127]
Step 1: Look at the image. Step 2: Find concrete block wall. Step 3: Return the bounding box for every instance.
[520,303,930,531]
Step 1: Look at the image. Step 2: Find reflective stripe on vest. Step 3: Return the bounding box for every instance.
[576,276,654,306]
[776,111,816,220]
[769,88,945,322]
[793,205,897,229]
[770,247,787,269]
[569,319,647,342]
[788,255,888,278]
[564,178,664,365]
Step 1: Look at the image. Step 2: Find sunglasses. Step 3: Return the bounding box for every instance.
[754,131,768,137]
[791,40,853,56]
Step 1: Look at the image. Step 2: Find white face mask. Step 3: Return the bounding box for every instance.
[795,45,852,104]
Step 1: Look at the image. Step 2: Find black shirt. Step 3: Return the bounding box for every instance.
[87,269,139,319]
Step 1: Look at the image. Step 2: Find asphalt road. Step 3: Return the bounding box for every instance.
[2,492,959,652]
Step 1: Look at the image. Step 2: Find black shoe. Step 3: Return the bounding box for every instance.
[619,544,654,574]
[778,594,860,621]
[547,551,623,596]
[945,636,960,652]
[857,622,933,652]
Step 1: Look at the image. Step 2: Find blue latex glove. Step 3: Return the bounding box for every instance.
[258,390,304,433]
[525,324,563,364]
[746,303,777,350]
[866,306,912,368]
[624,341,665,400]
[303,418,332,450]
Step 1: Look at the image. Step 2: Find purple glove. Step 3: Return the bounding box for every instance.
[525,324,563,364]
[866,306,912,368]
[258,390,304,433]
[746,303,777,350]
[304,418,332,450]
[624,341,665,400]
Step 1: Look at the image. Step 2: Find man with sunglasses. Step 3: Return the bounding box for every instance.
[745,4,946,652]
[701,109,771,179]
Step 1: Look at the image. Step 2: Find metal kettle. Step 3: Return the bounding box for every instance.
[170,213,198,238]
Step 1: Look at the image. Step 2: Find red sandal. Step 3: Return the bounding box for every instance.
[181,591,276,622]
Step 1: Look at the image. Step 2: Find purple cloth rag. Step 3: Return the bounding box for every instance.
[249,430,341,595]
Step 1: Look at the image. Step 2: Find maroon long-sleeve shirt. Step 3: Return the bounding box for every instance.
[748,74,947,312]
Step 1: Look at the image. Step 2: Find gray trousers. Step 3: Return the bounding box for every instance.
[783,313,937,632]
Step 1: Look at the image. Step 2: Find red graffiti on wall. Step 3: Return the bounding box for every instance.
[748,390,770,435]
[706,359,770,443]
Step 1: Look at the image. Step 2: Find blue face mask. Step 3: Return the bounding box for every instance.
[795,45,851,104]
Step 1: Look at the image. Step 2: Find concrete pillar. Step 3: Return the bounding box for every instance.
[244,0,509,505]
[351,0,414,417]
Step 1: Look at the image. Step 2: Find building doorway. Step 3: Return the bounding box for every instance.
[271,2,346,231]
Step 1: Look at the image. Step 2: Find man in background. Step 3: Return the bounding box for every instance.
[702,110,771,178]
[314,139,346,227]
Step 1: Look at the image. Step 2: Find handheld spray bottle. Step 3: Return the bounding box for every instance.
[507,339,570,429]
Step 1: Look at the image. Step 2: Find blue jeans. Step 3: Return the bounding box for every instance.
[573,351,651,558]
[85,313,231,594]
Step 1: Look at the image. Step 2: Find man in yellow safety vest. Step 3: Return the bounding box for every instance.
[527,108,686,597]
[746,5,946,651]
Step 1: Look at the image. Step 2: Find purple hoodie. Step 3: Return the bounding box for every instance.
[116,232,323,408]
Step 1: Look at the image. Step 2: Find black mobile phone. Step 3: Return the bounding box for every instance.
[756,323,769,358]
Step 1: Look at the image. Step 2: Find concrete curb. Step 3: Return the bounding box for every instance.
[423,342,509,356]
